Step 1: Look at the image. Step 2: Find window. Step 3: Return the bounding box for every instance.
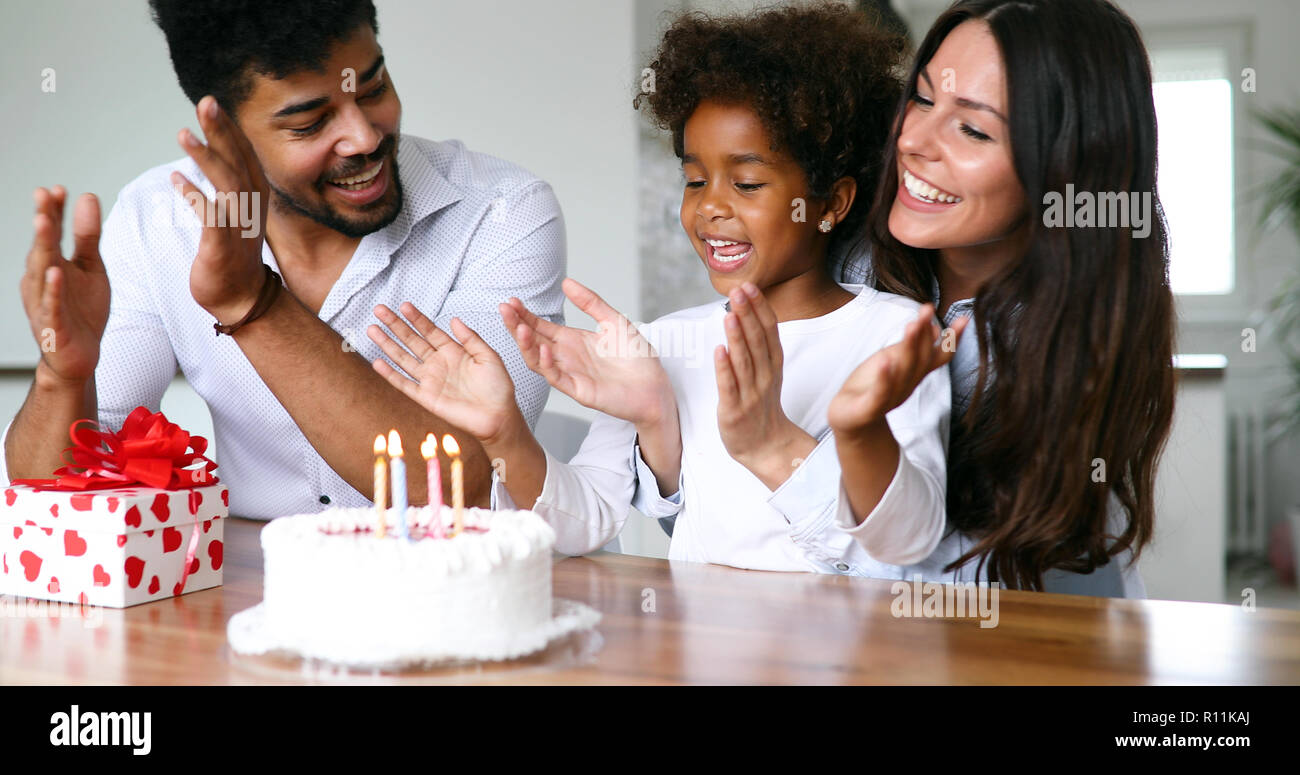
[1151,46,1236,295]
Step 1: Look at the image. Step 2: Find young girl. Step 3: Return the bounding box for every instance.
[831,0,1175,595]
[367,4,961,575]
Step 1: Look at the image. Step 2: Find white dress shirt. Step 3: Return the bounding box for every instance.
[1,135,566,519]
[495,284,952,576]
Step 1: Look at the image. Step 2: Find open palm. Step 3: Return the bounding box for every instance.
[368,302,516,443]
[21,188,110,384]
[829,305,968,435]
[501,278,674,427]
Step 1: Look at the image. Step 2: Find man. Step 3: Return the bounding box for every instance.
[2,0,565,516]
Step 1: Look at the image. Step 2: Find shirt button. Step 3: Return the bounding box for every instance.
[834,562,850,572]
[319,495,331,505]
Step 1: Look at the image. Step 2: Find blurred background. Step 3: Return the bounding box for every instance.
[1,0,1297,605]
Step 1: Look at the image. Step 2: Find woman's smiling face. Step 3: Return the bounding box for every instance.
[888,20,1027,253]
[679,99,834,299]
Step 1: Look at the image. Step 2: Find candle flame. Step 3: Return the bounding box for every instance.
[373,434,387,455]
[387,430,403,457]
[421,433,438,459]
[442,434,460,457]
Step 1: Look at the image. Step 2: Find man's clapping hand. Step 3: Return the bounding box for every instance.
[170,95,272,326]
[20,186,109,386]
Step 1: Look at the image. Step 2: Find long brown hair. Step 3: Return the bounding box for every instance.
[866,0,1177,590]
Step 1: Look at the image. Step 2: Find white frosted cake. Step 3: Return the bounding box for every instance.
[227,505,596,668]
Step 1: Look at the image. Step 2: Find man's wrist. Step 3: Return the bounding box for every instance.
[224,278,287,339]
[34,360,92,394]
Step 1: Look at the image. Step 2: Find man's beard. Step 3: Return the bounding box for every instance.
[270,134,404,239]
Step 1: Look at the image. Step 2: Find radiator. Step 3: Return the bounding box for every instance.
[1227,411,1270,556]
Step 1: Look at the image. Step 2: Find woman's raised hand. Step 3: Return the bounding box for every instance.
[828,304,968,436]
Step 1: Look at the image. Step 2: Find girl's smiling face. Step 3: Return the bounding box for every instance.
[679,100,847,302]
[888,20,1026,254]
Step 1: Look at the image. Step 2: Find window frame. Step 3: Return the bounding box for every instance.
[1144,22,1254,323]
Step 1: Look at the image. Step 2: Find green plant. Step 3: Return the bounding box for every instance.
[1255,107,1300,439]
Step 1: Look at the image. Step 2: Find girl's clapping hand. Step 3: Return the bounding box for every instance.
[714,282,815,488]
[501,277,677,429]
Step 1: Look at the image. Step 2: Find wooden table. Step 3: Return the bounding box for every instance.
[3,517,1299,684]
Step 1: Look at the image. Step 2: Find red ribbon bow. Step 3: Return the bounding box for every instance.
[13,406,219,491]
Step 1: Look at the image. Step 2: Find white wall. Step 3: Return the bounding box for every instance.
[0,0,195,367]
[1148,369,1228,602]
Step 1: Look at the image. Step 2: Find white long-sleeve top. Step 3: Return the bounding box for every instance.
[495,284,952,576]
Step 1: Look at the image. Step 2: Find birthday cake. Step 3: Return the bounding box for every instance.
[227,505,599,669]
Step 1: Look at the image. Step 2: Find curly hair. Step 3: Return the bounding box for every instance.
[148,0,378,116]
[634,2,906,255]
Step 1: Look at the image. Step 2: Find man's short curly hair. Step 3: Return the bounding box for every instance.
[148,0,378,116]
[634,2,906,253]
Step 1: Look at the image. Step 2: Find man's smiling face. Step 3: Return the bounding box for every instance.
[234,23,403,238]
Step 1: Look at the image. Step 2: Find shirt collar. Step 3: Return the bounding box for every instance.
[375,136,466,253]
[931,275,975,327]
[311,137,465,322]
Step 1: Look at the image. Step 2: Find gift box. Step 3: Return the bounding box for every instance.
[1,483,226,607]
[0,407,226,608]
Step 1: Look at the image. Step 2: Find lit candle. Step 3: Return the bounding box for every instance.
[443,434,463,536]
[388,430,408,540]
[373,434,388,539]
[421,433,443,539]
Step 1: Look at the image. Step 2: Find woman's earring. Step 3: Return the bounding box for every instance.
[818,219,833,233]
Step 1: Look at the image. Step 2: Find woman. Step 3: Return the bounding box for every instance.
[831,0,1176,595]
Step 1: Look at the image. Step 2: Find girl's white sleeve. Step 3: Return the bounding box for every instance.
[830,364,952,566]
[767,429,879,573]
[490,412,642,555]
[763,362,949,572]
